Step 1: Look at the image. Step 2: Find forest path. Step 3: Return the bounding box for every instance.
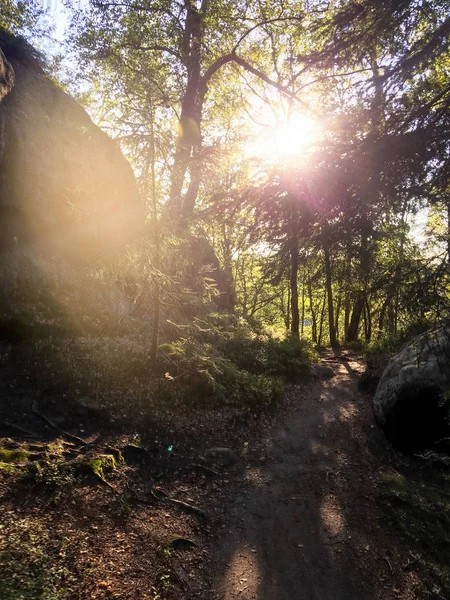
[210,352,418,600]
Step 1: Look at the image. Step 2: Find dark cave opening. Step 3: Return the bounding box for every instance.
[383,382,450,453]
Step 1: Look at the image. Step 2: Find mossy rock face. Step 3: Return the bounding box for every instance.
[373,324,450,451]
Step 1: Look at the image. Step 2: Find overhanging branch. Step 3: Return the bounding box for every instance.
[201,52,311,111]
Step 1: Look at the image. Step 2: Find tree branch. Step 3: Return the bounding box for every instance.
[123,43,182,61]
[232,16,304,54]
[201,52,311,110]
[231,54,311,110]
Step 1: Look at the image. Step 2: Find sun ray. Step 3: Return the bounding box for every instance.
[246,112,321,165]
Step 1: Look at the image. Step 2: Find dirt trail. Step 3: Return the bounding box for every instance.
[210,353,421,600]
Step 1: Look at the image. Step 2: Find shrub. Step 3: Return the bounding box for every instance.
[365,320,432,370]
[157,337,284,408]
[265,336,316,380]
[215,324,315,380]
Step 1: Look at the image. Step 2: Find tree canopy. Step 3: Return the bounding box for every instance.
[16,0,450,348]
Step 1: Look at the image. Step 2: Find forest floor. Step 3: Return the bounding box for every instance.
[0,344,446,599]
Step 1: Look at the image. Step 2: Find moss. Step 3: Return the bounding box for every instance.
[46,440,65,455]
[379,470,407,488]
[0,462,14,472]
[0,448,30,464]
[75,454,120,479]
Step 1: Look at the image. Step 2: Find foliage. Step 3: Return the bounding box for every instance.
[378,468,450,598]
[4,0,450,418]
[0,1,42,36]
[159,335,275,408]
[155,312,314,406]
[365,320,432,370]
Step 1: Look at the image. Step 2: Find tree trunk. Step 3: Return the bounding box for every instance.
[363,298,372,342]
[290,243,300,338]
[221,221,236,311]
[168,3,205,224]
[286,284,291,331]
[307,272,317,343]
[318,291,327,346]
[365,299,372,342]
[344,297,351,341]
[377,294,392,339]
[447,197,450,266]
[301,271,305,338]
[335,295,342,341]
[148,100,160,368]
[346,293,365,342]
[343,248,351,339]
[346,58,382,342]
[346,217,370,342]
[324,241,337,347]
[388,301,396,335]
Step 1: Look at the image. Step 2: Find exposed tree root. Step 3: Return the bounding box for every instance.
[1,420,37,437]
[31,403,88,446]
[152,487,208,521]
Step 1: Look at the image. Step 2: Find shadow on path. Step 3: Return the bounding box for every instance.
[210,356,416,600]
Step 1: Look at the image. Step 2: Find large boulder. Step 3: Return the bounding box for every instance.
[0,30,143,325]
[373,324,450,452]
[0,48,14,101]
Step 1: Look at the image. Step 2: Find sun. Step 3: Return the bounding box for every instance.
[273,114,319,160]
[246,113,320,165]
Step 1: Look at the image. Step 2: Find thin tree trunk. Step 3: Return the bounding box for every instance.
[377,294,392,339]
[343,248,351,339]
[307,273,317,344]
[365,298,372,342]
[286,284,291,331]
[388,302,395,335]
[394,199,408,335]
[324,240,337,347]
[335,295,342,341]
[318,291,327,346]
[344,298,351,341]
[221,221,236,311]
[290,243,300,338]
[447,197,450,266]
[301,271,305,338]
[149,101,160,368]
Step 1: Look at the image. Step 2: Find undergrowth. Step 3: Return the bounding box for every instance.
[156,313,314,408]
[0,508,89,600]
[378,467,450,598]
[365,320,432,370]
[15,311,315,420]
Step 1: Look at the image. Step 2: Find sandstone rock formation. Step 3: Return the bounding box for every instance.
[373,323,450,451]
[0,30,143,326]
